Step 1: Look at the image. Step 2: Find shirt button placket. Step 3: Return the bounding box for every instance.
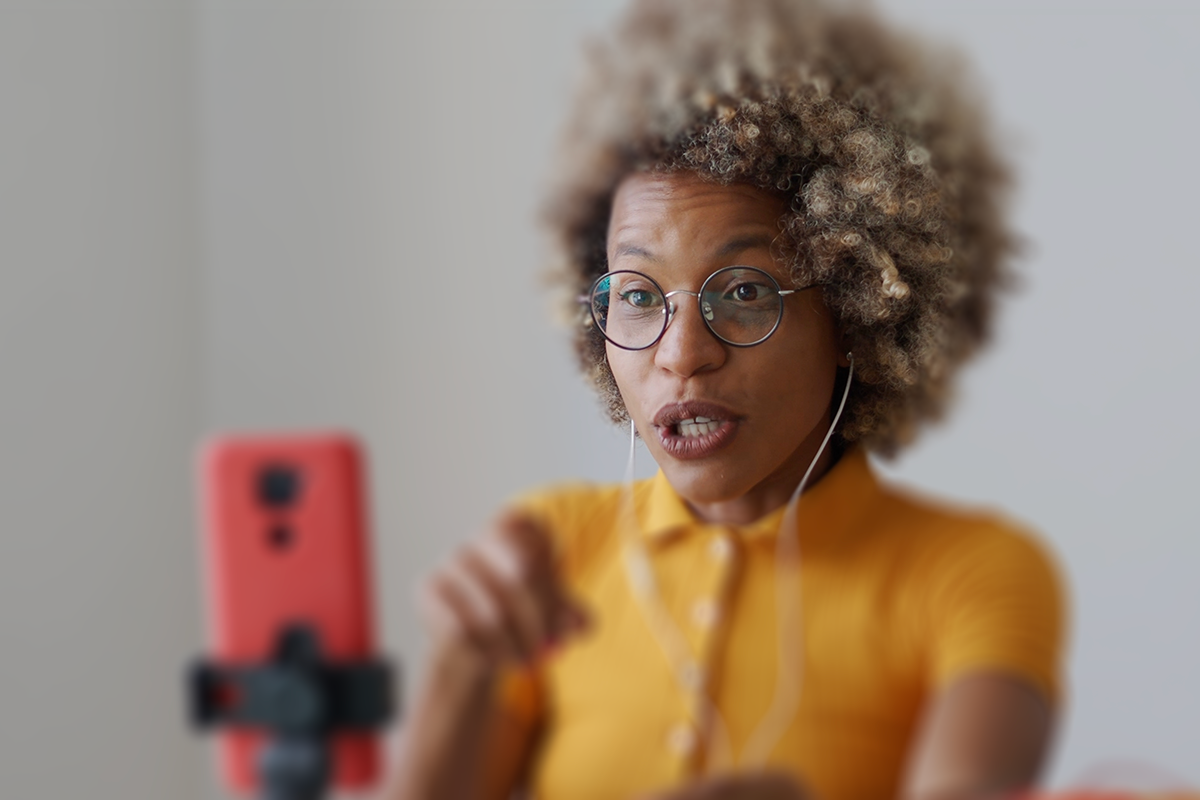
[665,721,699,759]
[691,597,720,629]
[675,531,739,776]
[709,534,734,563]
[680,661,706,693]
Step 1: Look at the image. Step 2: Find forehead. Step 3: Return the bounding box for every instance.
[608,172,787,255]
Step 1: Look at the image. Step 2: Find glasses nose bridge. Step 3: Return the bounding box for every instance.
[662,288,706,331]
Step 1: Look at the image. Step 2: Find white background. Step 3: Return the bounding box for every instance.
[1,1,1197,797]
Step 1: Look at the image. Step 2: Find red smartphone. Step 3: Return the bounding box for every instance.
[197,432,380,795]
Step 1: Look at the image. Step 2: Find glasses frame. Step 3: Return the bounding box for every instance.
[581,265,817,351]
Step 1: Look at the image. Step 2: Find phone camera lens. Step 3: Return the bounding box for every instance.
[258,465,301,507]
[268,525,294,549]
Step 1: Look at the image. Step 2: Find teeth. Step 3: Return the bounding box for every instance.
[677,419,722,438]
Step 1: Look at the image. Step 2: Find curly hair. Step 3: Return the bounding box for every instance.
[543,0,1015,456]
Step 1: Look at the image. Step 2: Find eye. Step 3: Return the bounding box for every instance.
[727,282,773,303]
[620,289,662,309]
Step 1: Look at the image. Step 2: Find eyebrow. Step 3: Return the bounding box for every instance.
[612,233,776,263]
[716,233,775,258]
[613,243,660,262]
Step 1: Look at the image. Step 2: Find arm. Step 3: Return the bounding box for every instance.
[901,671,1053,800]
[903,522,1065,800]
[644,523,1063,800]
[387,642,535,800]
[385,511,587,800]
[637,672,1051,800]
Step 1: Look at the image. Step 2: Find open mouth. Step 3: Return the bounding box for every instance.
[653,403,740,460]
[674,416,723,438]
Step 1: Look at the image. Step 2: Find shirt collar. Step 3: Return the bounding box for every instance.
[635,448,880,548]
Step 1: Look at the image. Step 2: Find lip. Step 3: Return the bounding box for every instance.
[652,400,742,460]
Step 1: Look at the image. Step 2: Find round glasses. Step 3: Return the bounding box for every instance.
[584,266,809,350]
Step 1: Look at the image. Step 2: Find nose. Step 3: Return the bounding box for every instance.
[653,293,726,377]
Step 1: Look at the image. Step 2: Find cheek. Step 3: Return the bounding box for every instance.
[750,339,839,423]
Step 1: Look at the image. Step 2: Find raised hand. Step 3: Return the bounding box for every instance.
[417,508,590,676]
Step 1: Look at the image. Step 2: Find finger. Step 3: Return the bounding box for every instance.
[414,570,476,648]
[442,553,531,662]
[489,510,595,655]
[489,512,575,643]
[475,519,528,582]
[460,541,546,661]
[421,560,517,663]
[491,509,556,575]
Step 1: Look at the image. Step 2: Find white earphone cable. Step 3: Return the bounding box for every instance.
[620,355,855,770]
[740,355,854,767]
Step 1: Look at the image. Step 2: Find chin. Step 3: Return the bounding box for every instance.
[660,461,753,506]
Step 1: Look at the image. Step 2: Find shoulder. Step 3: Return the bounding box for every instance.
[865,474,1061,579]
[865,477,1068,701]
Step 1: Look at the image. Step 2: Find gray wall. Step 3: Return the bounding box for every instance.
[861,0,1200,784]
[2,1,1197,797]
[0,2,203,798]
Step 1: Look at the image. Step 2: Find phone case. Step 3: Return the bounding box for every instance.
[198,432,379,794]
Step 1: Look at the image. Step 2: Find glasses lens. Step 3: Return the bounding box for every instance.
[591,271,667,349]
[701,267,784,345]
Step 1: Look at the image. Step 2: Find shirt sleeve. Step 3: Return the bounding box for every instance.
[492,662,545,726]
[923,520,1069,704]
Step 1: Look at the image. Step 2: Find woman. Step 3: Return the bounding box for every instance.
[390,1,1065,798]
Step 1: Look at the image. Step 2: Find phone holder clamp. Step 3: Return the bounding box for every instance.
[190,624,394,800]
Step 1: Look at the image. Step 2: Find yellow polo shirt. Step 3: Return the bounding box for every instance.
[499,450,1066,800]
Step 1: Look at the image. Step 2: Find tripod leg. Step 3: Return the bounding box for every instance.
[258,737,330,800]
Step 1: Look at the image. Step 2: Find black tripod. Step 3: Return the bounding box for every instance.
[190,625,395,800]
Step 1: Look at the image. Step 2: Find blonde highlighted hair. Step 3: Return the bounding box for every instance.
[545,0,1015,455]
